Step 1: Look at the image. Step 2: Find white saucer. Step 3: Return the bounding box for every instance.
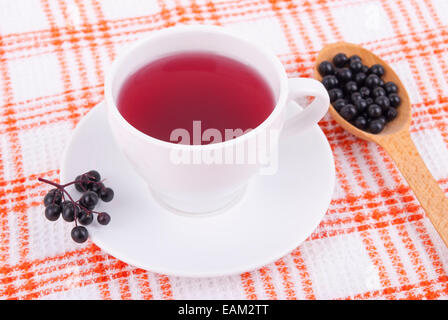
[61,102,335,277]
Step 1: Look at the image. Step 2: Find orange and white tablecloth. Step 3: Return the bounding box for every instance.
[1,0,448,300]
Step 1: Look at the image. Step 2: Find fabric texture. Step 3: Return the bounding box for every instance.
[1,0,448,300]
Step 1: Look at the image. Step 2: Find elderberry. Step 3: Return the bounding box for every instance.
[319,51,403,134]
[39,170,114,244]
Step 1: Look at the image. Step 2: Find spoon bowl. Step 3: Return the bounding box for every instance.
[314,42,448,247]
[313,42,411,142]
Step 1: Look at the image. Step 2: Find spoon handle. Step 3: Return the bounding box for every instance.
[381,131,448,246]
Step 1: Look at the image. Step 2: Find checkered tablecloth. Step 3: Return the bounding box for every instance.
[1,0,448,300]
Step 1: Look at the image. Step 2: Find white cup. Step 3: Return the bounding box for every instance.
[105,25,329,214]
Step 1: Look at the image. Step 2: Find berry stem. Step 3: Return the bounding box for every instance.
[38,176,103,188]
[61,180,79,188]
[74,199,94,216]
[38,177,61,189]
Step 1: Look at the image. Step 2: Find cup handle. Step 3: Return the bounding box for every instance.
[282,78,330,136]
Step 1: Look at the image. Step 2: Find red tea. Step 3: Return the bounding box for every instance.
[117,52,275,144]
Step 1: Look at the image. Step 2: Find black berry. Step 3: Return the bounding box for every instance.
[318,61,335,76]
[367,104,383,118]
[333,99,346,111]
[355,72,367,86]
[365,74,380,88]
[351,92,363,103]
[369,64,385,77]
[43,189,62,207]
[345,81,358,94]
[385,107,398,121]
[349,60,363,73]
[80,191,99,210]
[61,201,78,222]
[359,87,370,98]
[77,209,94,226]
[340,104,357,120]
[349,55,362,63]
[389,93,401,108]
[71,226,88,243]
[328,88,344,102]
[75,175,89,192]
[377,116,387,126]
[354,116,367,129]
[371,86,386,99]
[90,182,104,195]
[97,212,111,226]
[45,204,61,221]
[354,99,368,112]
[375,96,390,109]
[86,170,101,183]
[322,75,338,90]
[368,119,385,133]
[333,53,348,67]
[384,82,398,94]
[100,188,114,202]
[336,68,352,83]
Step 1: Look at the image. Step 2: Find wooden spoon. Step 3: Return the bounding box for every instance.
[314,42,448,246]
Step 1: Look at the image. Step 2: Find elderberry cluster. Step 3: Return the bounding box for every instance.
[40,170,114,243]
